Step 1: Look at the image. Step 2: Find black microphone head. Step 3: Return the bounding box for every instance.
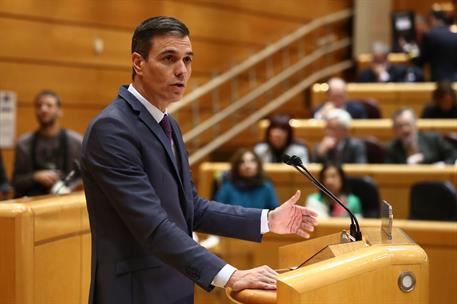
[282,154,293,165]
[290,155,303,167]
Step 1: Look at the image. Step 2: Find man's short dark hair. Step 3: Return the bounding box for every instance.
[35,90,61,108]
[131,16,190,78]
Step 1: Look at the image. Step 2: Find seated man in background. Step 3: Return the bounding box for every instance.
[12,90,82,197]
[313,77,367,119]
[421,80,457,119]
[358,41,423,83]
[0,150,9,200]
[215,148,279,210]
[313,109,367,164]
[254,114,309,165]
[385,107,457,164]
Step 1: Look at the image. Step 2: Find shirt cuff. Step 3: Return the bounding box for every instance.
[260,209,270,234]
[211,264,237,288]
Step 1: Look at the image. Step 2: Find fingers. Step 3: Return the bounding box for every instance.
[230,266,279,292]
[295,229,311,239]
[286,190,301,205]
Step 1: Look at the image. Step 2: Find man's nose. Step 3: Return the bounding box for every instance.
[174,61,188,77]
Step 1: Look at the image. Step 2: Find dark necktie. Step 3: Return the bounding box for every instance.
[159,114,172,143]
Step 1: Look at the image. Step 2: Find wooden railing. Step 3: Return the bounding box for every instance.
[169,9,354,165]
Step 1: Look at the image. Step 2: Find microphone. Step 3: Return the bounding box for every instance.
[51,160,81,195]
[282,154,362,241]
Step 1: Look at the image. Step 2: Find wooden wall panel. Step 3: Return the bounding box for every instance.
[0,0,302,45]
[0,62,210,107]
[189,0,353,20]
[0,16,256,75]
[35,237,83,304]
[393,0,439,16]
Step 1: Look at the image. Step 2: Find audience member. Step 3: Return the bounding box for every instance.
[215,149,279,210]
[254,114,309,164]
[305,162,362,218]
[358,41,423,83]
[385,108,457,164]
[12,90,83,197]
[313,78,367,119]
[421,80,457,118]
[414,10,457,81]
[0,151,9,200]
[313,109,367,164]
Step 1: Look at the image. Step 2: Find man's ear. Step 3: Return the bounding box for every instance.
[132,52,144,76]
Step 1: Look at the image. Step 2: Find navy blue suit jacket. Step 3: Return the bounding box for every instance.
[81,86,262,304]
[414,25,457,81]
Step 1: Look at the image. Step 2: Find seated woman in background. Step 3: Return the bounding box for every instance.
[215,148,279,209]
[305,162,362,218]
[421,80,457,119]
[254,114,309,164]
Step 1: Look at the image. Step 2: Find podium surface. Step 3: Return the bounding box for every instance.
[228,227,428,304]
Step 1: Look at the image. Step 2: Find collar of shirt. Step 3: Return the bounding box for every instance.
[127,84,167,124]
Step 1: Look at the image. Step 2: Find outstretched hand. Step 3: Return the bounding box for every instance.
[268,190,318,239]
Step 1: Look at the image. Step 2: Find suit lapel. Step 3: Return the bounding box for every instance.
[169,117,193,227]
[118,86,184,188]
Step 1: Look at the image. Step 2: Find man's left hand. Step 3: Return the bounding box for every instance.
[268,190,318,238]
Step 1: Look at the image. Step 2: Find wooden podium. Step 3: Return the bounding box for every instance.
[227,227,429,304]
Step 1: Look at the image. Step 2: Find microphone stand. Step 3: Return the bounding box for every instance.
[284,155,362,241]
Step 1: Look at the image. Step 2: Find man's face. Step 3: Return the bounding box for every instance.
[133,35,193,108]
[393,111,417,142]
[327,88,346,107]
[325,119,347,141]
[35,95,61,128]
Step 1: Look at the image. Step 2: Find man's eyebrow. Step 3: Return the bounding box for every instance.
[158,50,194,57]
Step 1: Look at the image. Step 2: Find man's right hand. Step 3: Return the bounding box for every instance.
[318,136,337,156]
[33,170,60,188]
[225,265,278,292]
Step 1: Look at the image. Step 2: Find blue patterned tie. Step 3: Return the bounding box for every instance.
[159,114,172,143]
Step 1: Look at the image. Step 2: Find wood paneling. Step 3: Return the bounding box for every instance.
[218,219,457,304]
[393,0,441,16]
[0,16,256,75]
[189,0,353,21]
[0,0,302,45]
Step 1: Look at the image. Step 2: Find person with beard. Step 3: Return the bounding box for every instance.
[385,107,457,164]
[254,114,309,165]
[12,90,82,197]
[215,149,279,209]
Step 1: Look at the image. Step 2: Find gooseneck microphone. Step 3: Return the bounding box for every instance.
[51,160,82,195]
[283,154,362,241]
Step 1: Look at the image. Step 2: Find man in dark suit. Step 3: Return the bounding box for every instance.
[81,16,318,304]
[414,10,457,81]
[385,107,457,164]
[313,108,367,164]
